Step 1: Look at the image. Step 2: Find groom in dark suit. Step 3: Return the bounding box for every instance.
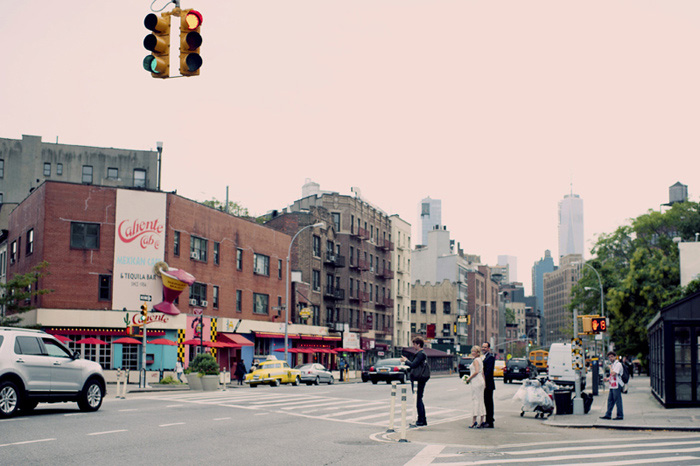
[481,342,495,428]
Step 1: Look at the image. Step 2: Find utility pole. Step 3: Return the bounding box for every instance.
[572,307,584,415]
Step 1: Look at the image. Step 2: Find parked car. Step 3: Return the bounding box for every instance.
[0,327,106,418]
[368,358,410,384]
[494,360,506,377]
[458,357,473,378]
[245,359,301,387]
[294,363,334,385]
[361,370,369,382]
[503,358,538,383]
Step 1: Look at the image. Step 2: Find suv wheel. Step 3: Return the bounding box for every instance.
[77,378,104,412]
[0,381,20,418]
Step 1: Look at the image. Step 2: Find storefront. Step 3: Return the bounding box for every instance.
[648,291,700,408]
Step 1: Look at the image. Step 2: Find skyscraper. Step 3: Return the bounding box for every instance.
[497,255,517,283]
[419,197,442,247]
[558,191,584,259]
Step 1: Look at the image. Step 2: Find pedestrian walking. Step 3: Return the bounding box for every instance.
[338,358,346,382]
[401,336,430,427]
[622,356,634,379]
[175,359,183,383]
[600,351,625,420]
[463,345,486,428]
[481,342,495,428]
[235,360,247,385]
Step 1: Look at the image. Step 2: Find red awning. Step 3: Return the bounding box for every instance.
[255,332,300,339]
[274,348,300,353]
[323,336,342,341]
[218,333,254,346]
[334,348,364,353]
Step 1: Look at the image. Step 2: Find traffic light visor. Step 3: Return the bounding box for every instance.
[184,10,203,30]
[143,55,167,74]
[144,34,168,53]
[144,13,169,33]
[183,54,203,72]
[182,31,202,51]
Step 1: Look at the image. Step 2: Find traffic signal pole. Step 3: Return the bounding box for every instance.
[140,303,149,388]
[572,308,584,415]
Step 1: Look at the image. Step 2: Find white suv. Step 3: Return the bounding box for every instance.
[0,327,106,418]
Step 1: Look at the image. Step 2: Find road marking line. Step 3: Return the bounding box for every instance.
[64,413,87,416]
[213,417,231,421]
[119,409,139,412]
[166,405,184,408]
[159,422,185,427]
[452,446,700,464]
[87,430,128,436]
[405,445,445,466]
[502,439,700,455]
[0,438,55,448]
[0,418,27,423]
[554,457,698,466]
[282,399,356,410]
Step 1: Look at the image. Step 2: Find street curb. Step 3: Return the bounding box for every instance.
[544,421,700,432]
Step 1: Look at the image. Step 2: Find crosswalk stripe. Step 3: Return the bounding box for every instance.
[552,457,698,466]
[452,447,700,465]
[503,439,700,456]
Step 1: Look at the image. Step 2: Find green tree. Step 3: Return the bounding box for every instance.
[201,198,250,217]
[0,261,53,327]
[569,201,700,359]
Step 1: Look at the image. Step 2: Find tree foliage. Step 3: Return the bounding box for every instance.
[0,261,53,327]
[570,202,700,359]
[201,198,250,217]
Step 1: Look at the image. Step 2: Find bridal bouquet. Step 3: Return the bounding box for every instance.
[462,375,470,384]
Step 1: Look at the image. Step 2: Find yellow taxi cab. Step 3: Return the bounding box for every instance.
[245,359,301,387]
[494,360,506,377]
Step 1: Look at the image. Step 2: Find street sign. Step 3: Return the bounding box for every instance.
[299,308,312,318]
[192,308,203,316]
[139,294,152,302]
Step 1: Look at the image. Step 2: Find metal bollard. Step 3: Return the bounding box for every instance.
[387,381,398,432]
[399,386,409,442]
[221,368,227,391]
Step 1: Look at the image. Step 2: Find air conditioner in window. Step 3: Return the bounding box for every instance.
[189,299,198,306]
[370,267,375,273]
[191,251,200,260]
[200,300,208,307]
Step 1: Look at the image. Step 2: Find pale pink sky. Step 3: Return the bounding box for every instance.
[2,1,700,292]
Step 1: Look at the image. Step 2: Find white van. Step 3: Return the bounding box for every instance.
[548,343,586,389]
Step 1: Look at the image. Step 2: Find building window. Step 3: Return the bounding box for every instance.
[0,159,4,178]
[213,286,219,309]
[442,323,451,336]
[99,275,111,301]
[411,323,417,333]
[70,222,100,249]
[332,213,340,232]
[443,301,451,314]
[236,290,242,312]
[0,193,3,204]
[411,300,416,314]
[26,229,34,255]
[107,167,118,179]
[56,163,63,176]
[254,253,270,276]
[43,163,51,176]
[312,235,321,257]
[420,301,427,314]
[430,301,437,314]
[189,282,207,304]
[173,231,180,256]
[312,270,320,291]
[133,169,146,188]
[190,236,207,261]
[253,293,269,315]
[10,241,17,264]
[82,165,93,184]
[214,242,220,265]
[236,248,243,270]
[278,259,283,279]
[0,251,6,277]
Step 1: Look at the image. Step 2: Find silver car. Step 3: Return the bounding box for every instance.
[295,363,334,385]
[0,327,106,418]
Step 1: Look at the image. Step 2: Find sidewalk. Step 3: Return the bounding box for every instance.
[544,375,700,431]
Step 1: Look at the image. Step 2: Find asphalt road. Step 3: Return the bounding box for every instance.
[2,376,699,465]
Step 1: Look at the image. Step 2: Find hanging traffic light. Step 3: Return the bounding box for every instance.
[179,9,203,76]
[140,303,148,321]
[143,13,171,78]
[581,316,592,334]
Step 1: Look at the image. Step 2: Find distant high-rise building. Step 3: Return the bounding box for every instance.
[419,197,442,246]
[497,255,517,283]
[558,191,584,259]
[532,250,556,311]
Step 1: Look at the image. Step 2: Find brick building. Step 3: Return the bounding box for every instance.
[281,182,398,362]
[6,181,339,373]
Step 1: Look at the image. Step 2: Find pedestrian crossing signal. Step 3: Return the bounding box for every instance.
[591,317,607,333]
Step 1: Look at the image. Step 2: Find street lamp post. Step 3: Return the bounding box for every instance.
[285,222,326,364]
[577,261,606,354]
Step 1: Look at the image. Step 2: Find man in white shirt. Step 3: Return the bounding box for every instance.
[600,351,624,420]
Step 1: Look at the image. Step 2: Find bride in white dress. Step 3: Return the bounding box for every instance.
[464,345,486,428]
